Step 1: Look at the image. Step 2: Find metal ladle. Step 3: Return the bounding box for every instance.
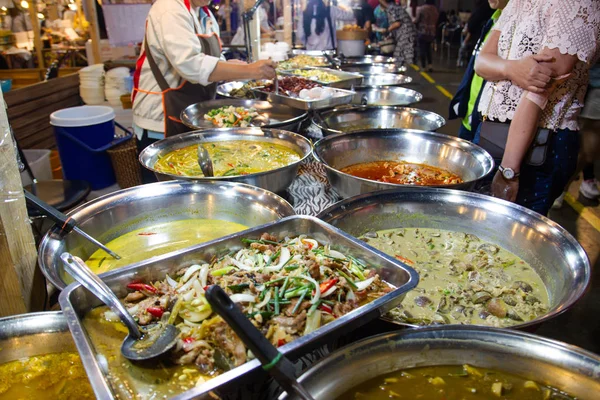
[61,253,180,361]
[197,144,214,177]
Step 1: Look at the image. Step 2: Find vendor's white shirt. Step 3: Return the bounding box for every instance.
[132,0,221,134]
[296,6,355,51]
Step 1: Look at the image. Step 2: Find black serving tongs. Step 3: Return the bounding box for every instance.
[24,190,122,260]
[205,285,316,400]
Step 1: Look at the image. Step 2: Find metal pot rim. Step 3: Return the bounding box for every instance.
[316,187,591,330]
[312,129,495,189]
[138,128,313,182]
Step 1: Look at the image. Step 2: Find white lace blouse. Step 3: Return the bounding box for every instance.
[477,0,600,131]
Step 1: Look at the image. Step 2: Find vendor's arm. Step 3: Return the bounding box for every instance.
[387,21,401,32]
[208,59,276,82]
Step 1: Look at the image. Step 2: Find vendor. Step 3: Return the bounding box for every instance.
[297,0,355,51]
[132,0,276,181]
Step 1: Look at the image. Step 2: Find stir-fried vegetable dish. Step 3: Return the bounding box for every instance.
[288,69,341,83]
[203,106,259,128]
[262,76,320,95]
[341,161,463,186]
[0,352,94,399]
[153,140,301,177]
[86,219,248,274]
[88,233,392,395]
[361,228,548,327]
[228,81,268,99]
[339,364,576,399]
[277,55,327,70]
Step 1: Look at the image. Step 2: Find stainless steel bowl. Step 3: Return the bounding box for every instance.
[359,73,413,87]
[38,180,295,289]
[216,80,269,100]
[342,64,407,75]
[281,326,600,399]
[340,55,399,65]
[314,106,446,136]
[181,99,307,131]
[313,129,494,196]
[351,87,422,106]
[138,128,312,193]
[291,49,335,56]
[317,188,591,330]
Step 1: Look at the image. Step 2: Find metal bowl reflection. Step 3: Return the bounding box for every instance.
[313,129,494,196]
[351,87,422,106]
[314,106,446,136]
[341,64,407,75]
[317,188,590,330]
[359,73,413,87]
[38,180,295,289]
[340,55,399,65]
[281,326,600,399]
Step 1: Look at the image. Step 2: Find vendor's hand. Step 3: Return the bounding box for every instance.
[509,54,554,93]
[249,60,277,80]
[491,171,519,202]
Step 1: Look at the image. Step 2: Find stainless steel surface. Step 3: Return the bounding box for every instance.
[216,80,269,100]
[138,128,312,193]
[351,87,422,106]
[197,144,214,177]
[358,73,413,87]
[341,64,407,75]
[73,226,122,260]
[255,88,356,111]
[279,67,363,89]
[181,99,307,131]
[317,188,591,330]
[314,106,446,136]
[58,215,419,400]
[281,326,600,399]
[339,55,399,65]
[313,129,494,197]
[38,180,295,290]
[291,49,335,56]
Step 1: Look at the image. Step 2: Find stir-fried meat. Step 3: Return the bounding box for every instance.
[284,299,311,316]
[250,242,275,252]
[333,300,358,317]
[124,291,146,303]
[307,260,321,280]
[211,322,247,367]
[260,233,278,242]
[272,311,307,334]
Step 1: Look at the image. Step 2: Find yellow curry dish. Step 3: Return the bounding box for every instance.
[86,219,248,274]
[153,140,302,178]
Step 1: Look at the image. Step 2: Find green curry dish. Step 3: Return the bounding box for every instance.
[360,228,549,328]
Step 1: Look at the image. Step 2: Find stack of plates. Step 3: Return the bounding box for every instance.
[79,64,105,105]
[105,67,131,107]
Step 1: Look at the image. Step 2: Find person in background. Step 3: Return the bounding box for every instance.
[457,0,493,67]
[10,6,32,33]
[230,1,274,45]
[297,0,355,51]
[379,0,414,64]
[413,0,439,71]
[406,0,417,20]
[373,1,389,42]
[474,0,600,216]
[449,0,508,141]
[133,0,276,183]
[355,0,375,31]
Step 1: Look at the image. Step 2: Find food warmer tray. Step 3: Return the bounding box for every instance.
[278,67,364,89]
[216,80,269,100]
[59,215,418,400]
[253,87,356,111]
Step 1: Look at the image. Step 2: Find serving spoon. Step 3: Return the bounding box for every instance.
[205,285,315,400]
[61,253,180,361]
[197,144,214,177]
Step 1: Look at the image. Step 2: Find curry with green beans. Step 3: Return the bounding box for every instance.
[339,364,576,400]
[360,228,549,327]
[153,140,301,177]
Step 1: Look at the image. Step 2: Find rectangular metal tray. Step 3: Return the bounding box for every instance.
[59,215,418,400]
[253,87,356,111]
[279,67,363,89]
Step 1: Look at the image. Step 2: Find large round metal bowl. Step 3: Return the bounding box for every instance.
[280,326,600,399]
[181,99,307,131]
[313,129,493,197]
[359,73,413,87]
[340,55,399,65]
[351,87,422,106]
[138,128,312,193]
[317,188,590,330]
[38,180,295,289]
[314,106,446,136]
[341,64,407,74]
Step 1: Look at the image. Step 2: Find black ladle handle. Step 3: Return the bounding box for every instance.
[24,190,76,232]
[205,285,315,400]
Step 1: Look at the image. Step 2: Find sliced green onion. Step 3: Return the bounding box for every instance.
[241,238,282,246]
[227,283,250,292]
[264,277,286,286]
[308,300,321,316]
[349,262,366,281]
[274,287,280,315]
[280,276,290,294]
[338,270,358,290]
[210,266,235,276]
[291,288,309,314]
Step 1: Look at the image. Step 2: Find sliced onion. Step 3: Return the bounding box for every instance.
[299,274,320,304]
[301,238,319,249]
[104,310,120,322]
[230,293,256,303]
[125,305,139,315]
[182,306,212,322]
[166,274,178,288]
[321,285,337,298]
[182,289,195,302]
[347,289,356,301]
[199,264,209,288]
[255,289,272,309]
[193,280,205,296]
[264,247,291,272]
[354,277,376,291]
[328,249,347,260]
[182,264,203,283]
[178,276,197,293]
[229,256,256,271]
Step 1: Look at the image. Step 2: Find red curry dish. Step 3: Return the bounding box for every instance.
[341,161,463,186]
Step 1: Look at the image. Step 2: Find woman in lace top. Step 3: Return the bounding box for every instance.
[474,0,600,215]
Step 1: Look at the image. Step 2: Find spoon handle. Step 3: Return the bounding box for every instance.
[61,253,142,339]
[205,285,315,400]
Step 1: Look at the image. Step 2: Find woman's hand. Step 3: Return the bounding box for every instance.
[491,171,519,202]
[509,54,554,93]
[249,60,277,80]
